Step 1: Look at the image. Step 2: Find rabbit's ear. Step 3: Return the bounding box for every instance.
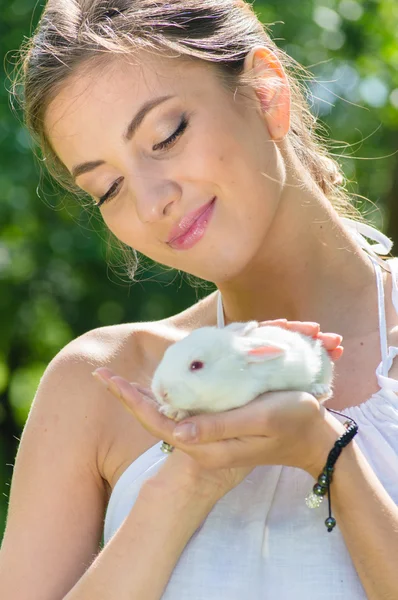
[235,337,286,363]
[246,344,285,363]
[224,321,259,336]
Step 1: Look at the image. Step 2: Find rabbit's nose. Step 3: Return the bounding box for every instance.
[160,387,170,404]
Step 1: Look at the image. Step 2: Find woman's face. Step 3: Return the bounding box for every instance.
[45,53,287,282]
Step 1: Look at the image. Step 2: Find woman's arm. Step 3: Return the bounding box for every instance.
[101,375,398,600]
[64,473,221,600]
[93,318,398,600]
[308,413,398,600]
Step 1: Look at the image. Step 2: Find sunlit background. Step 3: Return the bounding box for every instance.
[0,0,397,537]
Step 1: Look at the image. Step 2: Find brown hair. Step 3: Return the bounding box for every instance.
[13,0,361,279]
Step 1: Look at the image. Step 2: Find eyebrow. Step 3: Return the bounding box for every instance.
[71,94,175,181]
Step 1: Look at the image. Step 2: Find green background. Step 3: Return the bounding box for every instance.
[1,0,397,540]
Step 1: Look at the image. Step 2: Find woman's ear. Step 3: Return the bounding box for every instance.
[243,46,291,141]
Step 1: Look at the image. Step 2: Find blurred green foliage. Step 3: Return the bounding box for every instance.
[0,0,397,539]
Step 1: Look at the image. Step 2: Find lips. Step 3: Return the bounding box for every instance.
[167,197,216,245]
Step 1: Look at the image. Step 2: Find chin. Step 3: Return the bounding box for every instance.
[194,249,259,283]
[159,215,271,282]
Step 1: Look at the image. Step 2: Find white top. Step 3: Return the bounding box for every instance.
[103,219,398,599]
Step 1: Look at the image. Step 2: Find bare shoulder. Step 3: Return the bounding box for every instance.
[61,290,219,499]
[52,321,161,501]
[29,322,149,501]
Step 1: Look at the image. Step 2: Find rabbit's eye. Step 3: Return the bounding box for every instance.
[190,360,204,371]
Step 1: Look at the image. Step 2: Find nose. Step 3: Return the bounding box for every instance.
[134,175,182,224]
[156,384,170,404]
[161,390,170,405]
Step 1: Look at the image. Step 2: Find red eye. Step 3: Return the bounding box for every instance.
[190,360,204,371]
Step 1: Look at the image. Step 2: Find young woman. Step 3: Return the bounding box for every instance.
[1,1,397,599]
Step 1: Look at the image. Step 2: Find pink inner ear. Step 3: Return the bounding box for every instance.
[247,345,284,357]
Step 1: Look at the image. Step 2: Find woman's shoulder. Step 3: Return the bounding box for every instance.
[49,290,219,498]
[57,287,217,367]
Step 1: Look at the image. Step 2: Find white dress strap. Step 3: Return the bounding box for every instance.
[338,220,398,390]
[340,217,393,268]
[371,257,390,377]
[217,289,225,329]
[375,256,398,393]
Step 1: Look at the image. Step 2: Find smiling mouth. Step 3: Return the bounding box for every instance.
[167,198,216,243]
[167,197,216,250]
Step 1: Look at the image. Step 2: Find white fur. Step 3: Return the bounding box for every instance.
[151,321,334,421]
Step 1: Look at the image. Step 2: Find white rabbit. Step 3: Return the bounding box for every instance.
[151,321,334,421]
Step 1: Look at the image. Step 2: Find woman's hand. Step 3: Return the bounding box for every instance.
[93,320,344,497]
[261,318,343,360]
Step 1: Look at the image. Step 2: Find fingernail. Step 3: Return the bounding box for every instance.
[311,326,321,339]
[324,333,343,344]
[92,371,109,389]
[173,423,197,442]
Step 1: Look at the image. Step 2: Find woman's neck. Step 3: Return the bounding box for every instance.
[216,188,378,339]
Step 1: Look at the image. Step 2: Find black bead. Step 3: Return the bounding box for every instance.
[325,517,336,532]
[313,483,327,496]
[318,474,328,486]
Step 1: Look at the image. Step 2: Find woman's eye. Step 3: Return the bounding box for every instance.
[94,115,189,207]
[96,176,124,208]
[153,115,189,152]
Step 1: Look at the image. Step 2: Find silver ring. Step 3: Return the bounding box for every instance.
[161,441,175,454]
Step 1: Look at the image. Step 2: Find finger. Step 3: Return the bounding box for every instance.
[278,321,320,337]
[257,321,344,353]
[317,333,343,349]
[259,321,344,351]
[328,346,344,360]
[94,370,177,443]
[183,436,268,470]
[132,384,157,401]
[258,320,320,337]
[93,368,156,403]
[110,376,176,433]
[93,366,117,381]
[172,391,309,444]
[258,319,288,326]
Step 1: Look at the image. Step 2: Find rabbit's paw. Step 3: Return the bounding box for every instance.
[158,404,190,422]
[310,383,333,402]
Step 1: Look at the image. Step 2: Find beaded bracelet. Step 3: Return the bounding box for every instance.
[305,408,359,532]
